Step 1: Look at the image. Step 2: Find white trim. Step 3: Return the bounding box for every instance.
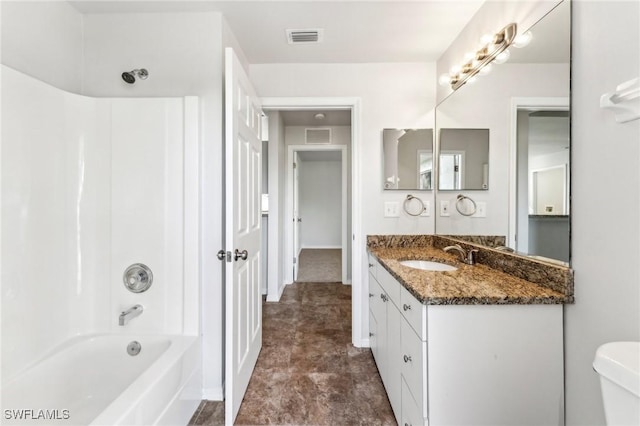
[266,280,287,302]
[261,97,364,348]
[301,245,342,249]
[509,97,569,249]
[202,387,224,401]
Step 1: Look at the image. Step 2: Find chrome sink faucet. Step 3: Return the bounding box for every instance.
[119,304,143,326]
[443,244,479,265]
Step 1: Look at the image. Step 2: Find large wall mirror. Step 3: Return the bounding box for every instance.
[435,0,570,264]
[439,128,489,190]
[382,128,434,190]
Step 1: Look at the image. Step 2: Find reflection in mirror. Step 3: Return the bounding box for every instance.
[382,128,433,190]
[517,109,569,262]
[438,128,489,190]
[434,0,570,264]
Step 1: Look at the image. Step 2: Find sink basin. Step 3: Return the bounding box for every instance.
[400,260,458,272]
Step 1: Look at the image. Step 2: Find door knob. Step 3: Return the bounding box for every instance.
[234,249,248,261]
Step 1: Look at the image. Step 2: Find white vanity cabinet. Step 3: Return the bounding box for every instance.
[367,255,565,426]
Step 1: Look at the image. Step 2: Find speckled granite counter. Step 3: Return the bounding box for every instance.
[367,235,574,305]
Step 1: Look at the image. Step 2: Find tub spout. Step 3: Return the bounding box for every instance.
[119,304,143,326]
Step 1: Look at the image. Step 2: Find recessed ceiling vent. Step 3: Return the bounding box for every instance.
[305,128,331,144]
[287,29,324,44]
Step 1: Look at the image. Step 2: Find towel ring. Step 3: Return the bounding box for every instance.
[403,195,426,217]
[455,194,477,216]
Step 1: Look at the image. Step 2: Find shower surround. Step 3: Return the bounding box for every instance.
[1,65,201,425]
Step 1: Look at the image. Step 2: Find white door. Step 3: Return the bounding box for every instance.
[293,152,301,280]
[224,47,262,424]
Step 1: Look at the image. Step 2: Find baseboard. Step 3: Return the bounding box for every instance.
[342,280,352,285]
[266,282,287,302]
[202,386,224,401]
[301,245,342,249]
[354,337,370,348]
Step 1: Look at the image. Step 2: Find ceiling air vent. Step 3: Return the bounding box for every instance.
[287,29,324,44]
[305,128,331,144]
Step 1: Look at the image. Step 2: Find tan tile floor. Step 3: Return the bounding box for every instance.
[189,282,396,425]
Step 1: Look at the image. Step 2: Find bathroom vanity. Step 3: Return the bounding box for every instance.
[367,235,573,426]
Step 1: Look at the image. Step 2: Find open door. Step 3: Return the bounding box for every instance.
[293,152,301,280]
[224,47,262,424]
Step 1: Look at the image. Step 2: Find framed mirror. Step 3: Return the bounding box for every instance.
[382,128,434,190]
[434,0,570,264]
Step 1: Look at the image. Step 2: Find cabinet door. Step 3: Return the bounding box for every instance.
[369,310,378,361]
[401,316,427,420]
[401,376,425,426]
[387,299,403,423]
[369,277,387,381]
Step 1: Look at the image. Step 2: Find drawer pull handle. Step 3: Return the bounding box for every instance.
[369,293,374,298]
[403,304,412,311]
[369,332,374,337]
[368,263,374,268]
[403,354,412,363]
[381,294,388,302]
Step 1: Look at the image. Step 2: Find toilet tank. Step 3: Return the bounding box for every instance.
[593,342,640,425]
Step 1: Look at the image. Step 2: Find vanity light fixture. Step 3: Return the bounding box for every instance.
[440,23,533,91]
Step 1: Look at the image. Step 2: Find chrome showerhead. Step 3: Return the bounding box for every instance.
[121,68,149,84]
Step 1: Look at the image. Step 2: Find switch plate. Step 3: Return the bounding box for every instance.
[420,200,430,217]
[440,200,450,217]
[384,201,400,218]
[472,202,487,218]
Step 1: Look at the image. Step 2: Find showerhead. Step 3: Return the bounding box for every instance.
[121,68,149,84]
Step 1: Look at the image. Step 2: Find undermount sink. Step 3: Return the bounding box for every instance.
[400,260,458,272]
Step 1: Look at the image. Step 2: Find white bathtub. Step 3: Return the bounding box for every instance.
[1,334,201,425]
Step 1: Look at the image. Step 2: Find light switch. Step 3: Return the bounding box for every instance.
[440,200,450,217]
[472,202,487,218]
[384,201,400,218]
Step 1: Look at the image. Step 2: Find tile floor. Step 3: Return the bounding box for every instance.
[189,282,396,425]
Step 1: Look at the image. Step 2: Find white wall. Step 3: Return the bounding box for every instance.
[435,63,569,236]
[299,159,342,248]
[0,1,83,93]
[567,1,640,424]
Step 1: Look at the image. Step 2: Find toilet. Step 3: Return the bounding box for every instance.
[593,342,640,425]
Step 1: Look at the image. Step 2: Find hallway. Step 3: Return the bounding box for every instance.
[190,282,395,425]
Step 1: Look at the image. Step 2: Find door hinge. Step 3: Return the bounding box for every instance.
[293,257,297,264]
[293,162,297,169]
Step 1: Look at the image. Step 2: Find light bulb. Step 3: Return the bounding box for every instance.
[464,51,475,62]
[513,31,533,48]
[438,73,452,86]
[480,34,493,45]
[494,49,510,64]
[479,63,493,75]
[450,64,462,74]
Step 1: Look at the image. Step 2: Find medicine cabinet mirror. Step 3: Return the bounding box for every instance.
[434,0,571,264]
[382,128,434,190]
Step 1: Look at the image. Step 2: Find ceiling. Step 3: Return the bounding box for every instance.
[69,0,486,64]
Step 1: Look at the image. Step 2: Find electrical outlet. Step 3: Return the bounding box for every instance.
[472,202,487,218]
[384,201,400,218]
[420,200,430,217]
[440,200,450,217]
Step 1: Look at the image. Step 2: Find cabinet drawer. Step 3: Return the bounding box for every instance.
[400,283,427,340]
[367,254,378,280]
[377,263,401,307]
[401,376,425,426]
[401,317,427,416]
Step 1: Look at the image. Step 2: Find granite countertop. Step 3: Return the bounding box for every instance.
[368,245,569,305]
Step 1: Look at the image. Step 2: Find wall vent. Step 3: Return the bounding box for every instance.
[305,128,331,144]
[287,29,324,44]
